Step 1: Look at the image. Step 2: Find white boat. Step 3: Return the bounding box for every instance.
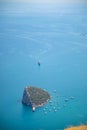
[32,107,36,112]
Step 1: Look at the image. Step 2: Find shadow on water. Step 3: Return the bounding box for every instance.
[21,104,33,117]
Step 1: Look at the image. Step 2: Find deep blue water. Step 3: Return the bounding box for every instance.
[0,2,87,130]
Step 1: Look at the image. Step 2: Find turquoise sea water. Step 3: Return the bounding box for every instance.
[0,2,87,130]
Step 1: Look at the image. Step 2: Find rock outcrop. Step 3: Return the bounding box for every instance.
[22,87,32,106]
[22,86,50,111]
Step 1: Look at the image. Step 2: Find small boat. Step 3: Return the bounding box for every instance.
[43,108,46,111]
[64,98,69,102]
[49,109,51,112]
[53,89,57,93]
[32,107,36,112]
[37,61,41,66]
[44,112,47,115]
[70,96,75,99]
[54,109,57,112]
[53,107,56,109]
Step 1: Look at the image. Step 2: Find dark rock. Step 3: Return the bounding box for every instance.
[22,86,51,111]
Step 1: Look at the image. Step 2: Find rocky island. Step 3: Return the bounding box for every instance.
[22,86,51,111]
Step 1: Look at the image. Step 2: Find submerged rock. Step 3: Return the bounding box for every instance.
[22,86,51,111]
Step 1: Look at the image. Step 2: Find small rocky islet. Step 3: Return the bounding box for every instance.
[22,87,75,113]
[22,86,51,111]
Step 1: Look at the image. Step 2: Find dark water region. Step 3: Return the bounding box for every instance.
[0,2,87,130]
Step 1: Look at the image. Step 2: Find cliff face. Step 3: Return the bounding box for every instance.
[22,88,32,106]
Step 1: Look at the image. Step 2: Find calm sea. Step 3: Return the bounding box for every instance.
[0,2,87,130]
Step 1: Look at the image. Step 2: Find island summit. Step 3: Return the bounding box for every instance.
[22,86,51,111]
